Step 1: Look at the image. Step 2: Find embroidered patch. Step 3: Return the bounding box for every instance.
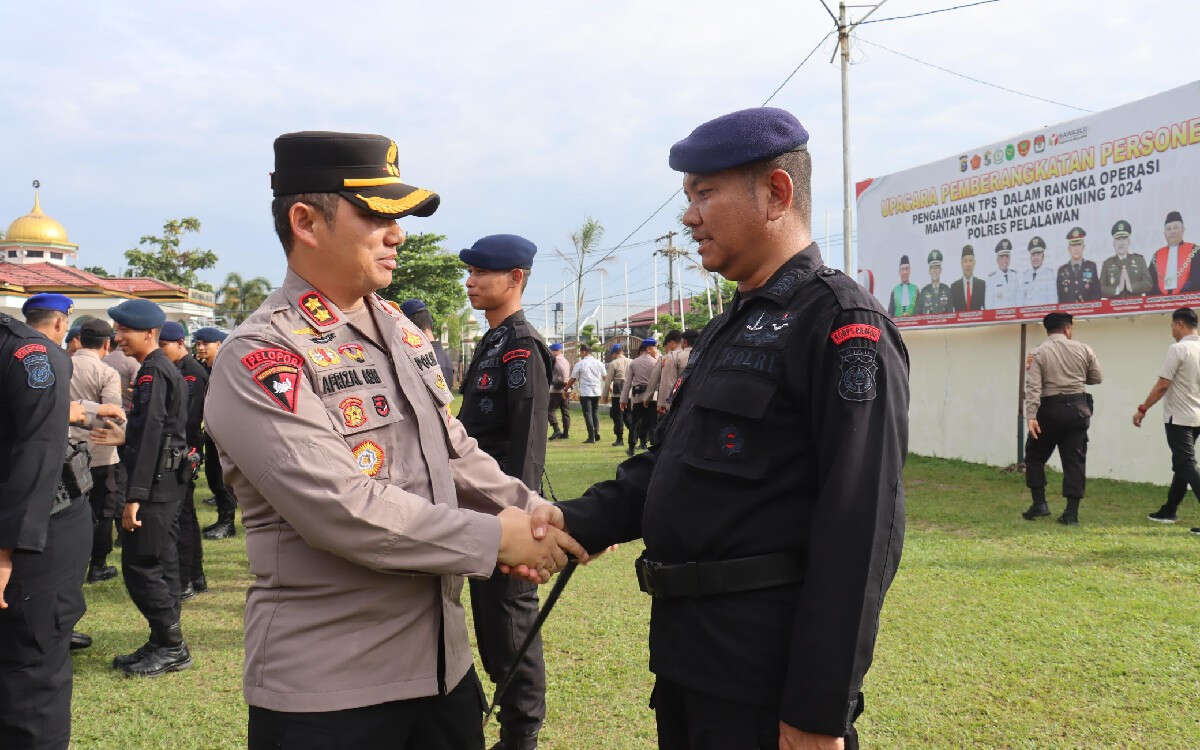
[1025,353,1034,371]
[320,368,381,394]
[401,329,424,349]
[184,374,197,382]
[413,351,437,370]
[434,373,449,392]
[292,327,318,336]
[253,364,300,412]
[352,440,384,477]
[735,311,793,346]
[502,348,531,363]
[837,347,879,402]
[486,327,509,356]
[339,397,367,428]
[830,324,882,346]
[372,394,390,416]
[308,347,341,367]
[310,332,336,344]
[719,425,744,457]
[338,343,367,363]
[477,371,498,391]
[507,360,528,388]
[766,269,803,297]
[137,374,154,385]
[380,298,403,318]
[480,397,495,414]
[13,342,48,360]
[22,352,54,389]
[241,348,304,371]
[714,347,781,376]
[299,291,338,327]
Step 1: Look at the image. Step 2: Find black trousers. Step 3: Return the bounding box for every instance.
[469,572,545,746]
[651,678,858,750]
[120,498,182,634]
[579,396,600,439]
[176,481,204,583]
[248,667,486,750]
[204,434,237,518]
[632,401,658,448]
[87,463,124,568]
[1025,394,1091,499]
[1165,423,1200,508]
[609,387,625,439]
[0,497,90,750]
[547,393,570,434]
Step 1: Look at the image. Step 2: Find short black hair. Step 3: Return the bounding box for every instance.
[407,307,435,333]
[23,309,65,328]
[1043,312,1073,333]
[664,329,683,345]
[1173,307,1198,328]
[579,344,590,353]
[271,193,340,255]
[80,332,108,349]
[682,329,699,345]
[741,149,812,223]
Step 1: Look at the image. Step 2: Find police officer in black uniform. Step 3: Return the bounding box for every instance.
[108,299,193,677]
[193,327,238,538]
[456,234,552,750]
[158,322,207,599]
[547,109,908,749]
[0,294,97,749]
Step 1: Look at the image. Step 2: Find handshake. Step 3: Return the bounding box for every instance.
[495,504,587,584]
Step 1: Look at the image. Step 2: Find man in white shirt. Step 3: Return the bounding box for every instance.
[986,239,1019,309]
[1019,236,1057,306]
[1134,307,1200,532]
[566,344,607,444]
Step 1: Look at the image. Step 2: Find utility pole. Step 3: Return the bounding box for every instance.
[655,230,679,319]
[623,261,631,335]
[838,1,854,276]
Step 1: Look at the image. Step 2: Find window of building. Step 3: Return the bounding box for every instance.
[51,252,63,260]
[26,250,43,258]
[6,250,16,258]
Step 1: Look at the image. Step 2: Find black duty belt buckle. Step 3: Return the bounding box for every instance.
[635,556,660,596]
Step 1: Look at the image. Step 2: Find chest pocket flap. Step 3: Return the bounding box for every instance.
[682,373,776,480]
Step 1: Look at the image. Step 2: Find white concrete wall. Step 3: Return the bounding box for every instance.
[903,312,1178,485]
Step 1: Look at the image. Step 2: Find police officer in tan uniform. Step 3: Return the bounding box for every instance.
[1023,312,1102,525]
[203,132,584,750]
[601,344,630,446]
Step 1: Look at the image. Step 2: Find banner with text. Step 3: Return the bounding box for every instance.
[856,81,1200,329]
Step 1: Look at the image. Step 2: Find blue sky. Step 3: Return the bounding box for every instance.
[2,0,1195,325]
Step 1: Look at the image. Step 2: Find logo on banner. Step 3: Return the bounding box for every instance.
[1018,139,1031,157]
[959,155,969,172]
[1033,135,1046,153]
[993,148,1004,164]
[983,151,992,166]
[1005,144,1015,161]
[970,154,981,170]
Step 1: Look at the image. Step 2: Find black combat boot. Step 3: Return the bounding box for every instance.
[547,429,562,441]
[1022,487,1050,520]
[86,563,118,583]
[191,575,208,593]
[611,436,623,446]
[122,623,192,677]
[1058,497,1081,526]
[112,639,156,669]
[70,632,92,650]
[179,581,196,601]
[203,512,237,540]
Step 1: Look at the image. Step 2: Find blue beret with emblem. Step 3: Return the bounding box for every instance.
[400,298,427,317]
[108,299,166,330]
[460,234,537,271]
[22,293,73,316]
[159,321,186,341]
[549,342,563,351]
[669,107,809,174]
[193,327,227,343]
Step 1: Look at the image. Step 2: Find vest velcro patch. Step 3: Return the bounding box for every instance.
[830,324,881,346]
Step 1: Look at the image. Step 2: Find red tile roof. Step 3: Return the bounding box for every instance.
[0,262,184,295]
[624,298,696,325]
[101,277,184,293]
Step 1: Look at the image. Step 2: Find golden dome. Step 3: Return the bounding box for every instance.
[6,191,71,245]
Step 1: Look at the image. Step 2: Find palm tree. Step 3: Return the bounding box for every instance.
[216,272,273,326]
[555,217,605,343]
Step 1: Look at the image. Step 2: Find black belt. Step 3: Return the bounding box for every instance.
[635,552,804,598]
[1042,393,1088,404]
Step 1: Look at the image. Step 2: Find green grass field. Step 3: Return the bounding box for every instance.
[70,416,1200,748]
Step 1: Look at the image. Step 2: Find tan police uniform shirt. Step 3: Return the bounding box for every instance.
[620,351,659,405]
[69,348,122,467]
[204,268,549,713]
[602,355,630,402]
[1024,332,1103,419]
[103,348,139,412]
[1159,333,1200,427]
[646,347,691,411]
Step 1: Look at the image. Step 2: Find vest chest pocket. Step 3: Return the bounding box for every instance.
[320,388,408,479]
[680,373,776,480]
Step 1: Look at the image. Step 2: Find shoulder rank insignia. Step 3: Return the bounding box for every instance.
[299,291,339,327]
[401,328,424,349]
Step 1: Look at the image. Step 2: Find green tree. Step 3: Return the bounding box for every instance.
[216,272,273,325]
[82,265,111,278]
[651,313,681,341]
[124,217,218,290]
[579,324,599,349]
[378,233,467,328]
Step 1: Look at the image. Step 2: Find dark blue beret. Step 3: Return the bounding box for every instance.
[400,298,427,317]
[669,107,809,174]
[641,338,657,348]
[610,343,622,352]
[66,327,81,342]
[549,342,563,351]
[22,293,73,316]
[193,327,227,343]
[460,234,537,270]
[159,321,186,341]
[108,299,166,330]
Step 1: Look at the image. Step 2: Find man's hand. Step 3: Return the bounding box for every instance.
[69,401,87,425]
[620,400,630,410]
[1027,418,1041,439]
[97,404,126,422]
[1133,410,1145,427]
[779,722,843,750]
[0,548,12,609]
[122,502,142,532]
[657,405,667,415]
[496,507,587,583]
[90,418,127,446]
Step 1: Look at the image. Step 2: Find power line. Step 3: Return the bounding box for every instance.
[856,0,1000,25]
[855,36,1094,113]
[761,30,835,106]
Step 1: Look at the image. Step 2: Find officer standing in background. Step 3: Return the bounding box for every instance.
[620,338,659,456]
[1,294,100,749]
[401,298,456,388]
[917,250,952,313]
[1057,227,1101,303]
[645,330,682,419]
[536,107,908,748]
[193,327,239,536]
[108,299,193,677]
[104,332,139,412]
[69,318,124,584]
[157,322,207,600]
[1019,236,1058,306]
[987,240,1019,309]
[1023,312,1102,525]
[547,343,571,440]
[1100,220,1152,298]
[887,255,919,317]
[456,233,553,750]
[602,343,630,446]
